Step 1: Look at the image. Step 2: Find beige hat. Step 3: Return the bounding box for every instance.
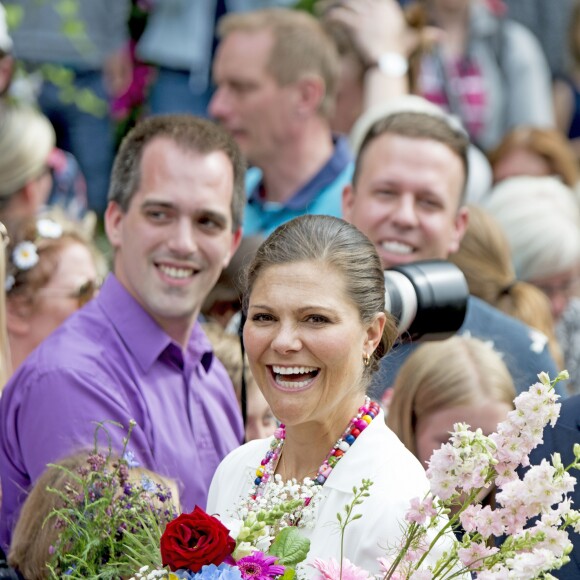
[0,103,56,198]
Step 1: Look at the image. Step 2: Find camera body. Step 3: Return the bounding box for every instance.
[384,260,469,342]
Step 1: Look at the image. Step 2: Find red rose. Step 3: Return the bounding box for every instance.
[160,506,236,572]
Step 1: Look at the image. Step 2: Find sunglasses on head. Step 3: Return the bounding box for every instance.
[69,278,101,308]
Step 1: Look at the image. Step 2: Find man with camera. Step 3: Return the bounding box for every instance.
[342,108,560,398]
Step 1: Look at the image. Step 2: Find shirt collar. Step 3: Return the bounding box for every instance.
[97,274,214,373]
[247,135,352,210]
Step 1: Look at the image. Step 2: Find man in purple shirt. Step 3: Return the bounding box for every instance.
[0,115,245,549]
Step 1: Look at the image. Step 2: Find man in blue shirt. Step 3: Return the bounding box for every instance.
[342,108,561,398]
[210,8,352,236]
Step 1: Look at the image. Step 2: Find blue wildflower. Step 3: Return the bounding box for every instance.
[123,450,140,468]
[140,474,157,493]
[172,563,243,579]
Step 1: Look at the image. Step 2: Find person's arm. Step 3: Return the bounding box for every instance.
[103,0,132,97]
[324,0,411,110]
[0,366,154,548]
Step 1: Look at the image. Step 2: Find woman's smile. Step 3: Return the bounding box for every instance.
[244,260,382,430]
[268,365,320,390]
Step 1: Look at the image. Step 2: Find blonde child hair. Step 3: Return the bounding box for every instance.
[387,336,516,459]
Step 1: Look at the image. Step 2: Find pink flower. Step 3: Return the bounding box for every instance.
[311,558,370,579]
[458,542,499,569]
[405,496,437,525]
[236,552,284,579]
[459,504,482,533]
[473,505,504,539]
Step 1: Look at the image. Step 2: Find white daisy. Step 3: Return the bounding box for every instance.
[12,241,39,270]
[4,274,15,291]
[37,218,63,239]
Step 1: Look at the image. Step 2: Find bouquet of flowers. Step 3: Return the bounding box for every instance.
[311,370,580,579]
[45,420,178,579]
[131,471,321,579]
[42,371,580,580]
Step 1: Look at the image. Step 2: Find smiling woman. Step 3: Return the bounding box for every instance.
[4,211,104,376]
[207,214,458,578]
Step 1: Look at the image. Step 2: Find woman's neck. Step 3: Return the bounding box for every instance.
[275,395,370,482]
[277,427,339,482]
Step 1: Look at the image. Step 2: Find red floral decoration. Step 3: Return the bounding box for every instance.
[160,506,236,572]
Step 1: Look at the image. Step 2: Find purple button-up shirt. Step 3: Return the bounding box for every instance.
[0,275,244,549]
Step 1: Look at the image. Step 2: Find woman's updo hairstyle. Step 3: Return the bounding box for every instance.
[242,215,398,375]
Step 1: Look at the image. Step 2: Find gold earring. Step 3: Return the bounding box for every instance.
[362,352,371,367]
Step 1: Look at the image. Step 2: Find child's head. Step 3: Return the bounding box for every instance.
[387,336,516,466]
[8,452,179,579]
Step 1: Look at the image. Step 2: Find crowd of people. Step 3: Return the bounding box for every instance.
[0,0,580,578]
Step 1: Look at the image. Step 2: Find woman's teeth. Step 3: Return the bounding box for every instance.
[272,366,318,375]
[271,365,319,388]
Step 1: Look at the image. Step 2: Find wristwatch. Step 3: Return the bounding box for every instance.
[375,52,409,78]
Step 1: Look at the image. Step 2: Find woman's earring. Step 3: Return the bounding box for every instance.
[363,352,371,367]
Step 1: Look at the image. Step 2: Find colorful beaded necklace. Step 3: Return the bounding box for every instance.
[251,397,381,500]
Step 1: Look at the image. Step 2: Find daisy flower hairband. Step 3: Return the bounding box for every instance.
[5,218,64,292]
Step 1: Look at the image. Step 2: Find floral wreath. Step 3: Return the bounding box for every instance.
[5,218,63,292]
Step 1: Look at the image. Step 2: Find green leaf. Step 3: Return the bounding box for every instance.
[269,527,310,566]
[279,569,296,580]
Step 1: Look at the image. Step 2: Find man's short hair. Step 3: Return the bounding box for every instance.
[217,8,340,119]
[353,111,470,204]
[108,115,246,231]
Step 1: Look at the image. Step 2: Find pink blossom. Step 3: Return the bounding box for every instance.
[405,496,437,525]
[458,542,499,569]
[473,505,504,539]
[459,504,482,533]
[475,564,508,579]
[310,558,370,579]
[236,552,284,579]
[408,571,433,579]
[499,506,528,535]
[505,548,558,577]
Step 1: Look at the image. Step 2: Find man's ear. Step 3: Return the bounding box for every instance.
[342,183,355,222]
[448,206,469,255]
[295,74,326,117]
[223,227,243,269]
[104,201,124,250]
